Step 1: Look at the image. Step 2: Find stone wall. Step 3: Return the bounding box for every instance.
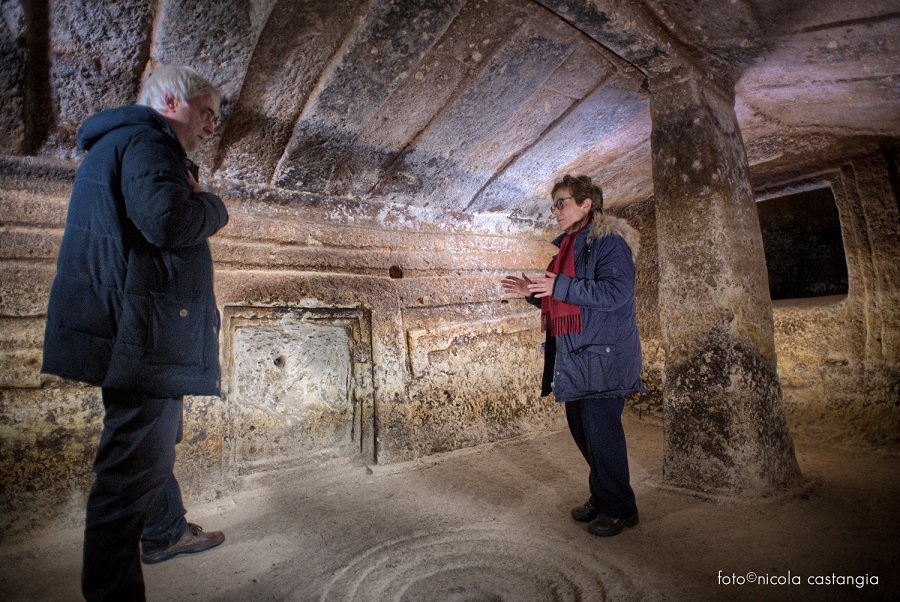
[0,159,564,538]
[1,150,897,536]
[762,154,900,447]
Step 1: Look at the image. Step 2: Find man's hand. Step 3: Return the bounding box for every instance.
[186,169,205,194]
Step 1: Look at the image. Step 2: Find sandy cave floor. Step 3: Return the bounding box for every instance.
[1,412,898,601]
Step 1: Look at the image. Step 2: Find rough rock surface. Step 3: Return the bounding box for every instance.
[0,0,897,550]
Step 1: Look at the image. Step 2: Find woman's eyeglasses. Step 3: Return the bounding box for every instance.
[550,197,574,212]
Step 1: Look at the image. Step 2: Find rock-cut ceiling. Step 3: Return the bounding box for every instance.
[1,0,898,232]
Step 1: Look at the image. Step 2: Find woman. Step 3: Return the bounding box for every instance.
[501,174,646,537]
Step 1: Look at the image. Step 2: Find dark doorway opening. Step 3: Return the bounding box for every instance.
[757,187,848,300]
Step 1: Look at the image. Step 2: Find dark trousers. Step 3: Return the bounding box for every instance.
[565,395,638,519]
[82,389,188,602]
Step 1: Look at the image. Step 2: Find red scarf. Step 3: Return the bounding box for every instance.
[541,220,590,336]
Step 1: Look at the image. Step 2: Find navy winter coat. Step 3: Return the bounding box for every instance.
[42,105,229,397]
[531,214,648,402]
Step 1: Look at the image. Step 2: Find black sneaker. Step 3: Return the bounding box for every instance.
[587,513,639,537]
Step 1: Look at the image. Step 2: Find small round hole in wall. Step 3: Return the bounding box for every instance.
[389,265,404,279]
[273,355,286,368]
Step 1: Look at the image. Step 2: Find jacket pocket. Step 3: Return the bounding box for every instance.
[146,292,205,366]
[582,344,615,393]
[557,343,615,398]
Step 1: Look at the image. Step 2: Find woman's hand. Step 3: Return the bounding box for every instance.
[527,271,557,298]
[500,273,534,297]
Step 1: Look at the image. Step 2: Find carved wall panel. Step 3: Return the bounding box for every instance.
[223,306,375,473]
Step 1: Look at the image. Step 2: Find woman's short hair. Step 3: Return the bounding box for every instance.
[552,174,604,216]
[138,65,220,112]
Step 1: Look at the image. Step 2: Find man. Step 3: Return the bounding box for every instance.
[42,64,228,601]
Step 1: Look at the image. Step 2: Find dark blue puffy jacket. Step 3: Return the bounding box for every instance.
[531,214,648,402]
[42,105,228,397]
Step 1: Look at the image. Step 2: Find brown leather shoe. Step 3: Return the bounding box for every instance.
[141,523,225,564]
[587,513,639,537]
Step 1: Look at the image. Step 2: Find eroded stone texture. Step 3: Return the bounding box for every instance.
[773,298,900,447]
[738,17,900,134]
[846,157,900,367]
[651,73,801,493]
[215,0,367,185]
[663,325,799,492]
[273,0,468,193]
[376,11,574,208]
[533,0,684,78]
[0,318,45,389]
[404,305,561,456]
[226,308,371,471]
[45,0,154,153]
[472,80,644,220]
[0,1,27,153]
[3,0,896,209]
[352,0,530,198]
[0,386,102,538]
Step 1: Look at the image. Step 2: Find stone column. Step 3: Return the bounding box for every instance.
[649,73,801,494]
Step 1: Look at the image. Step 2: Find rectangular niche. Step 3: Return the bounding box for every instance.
[222,306,375,474]
[756,185,849,301]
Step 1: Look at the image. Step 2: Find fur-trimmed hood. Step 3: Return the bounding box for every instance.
[587,213,640,263]
[554,213,641,263]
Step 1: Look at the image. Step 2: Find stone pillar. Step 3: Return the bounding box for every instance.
[649,73,801,494]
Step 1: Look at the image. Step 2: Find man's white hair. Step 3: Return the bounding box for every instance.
[138,65,220,112]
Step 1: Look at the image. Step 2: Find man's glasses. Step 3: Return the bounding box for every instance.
[550,197,574,212]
